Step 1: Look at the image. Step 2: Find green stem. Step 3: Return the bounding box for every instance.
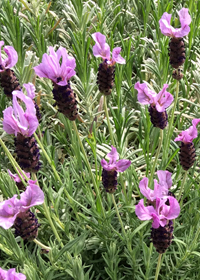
[104,95,115,146]
[149,129,163,188]
[72,121,106,219]
[162,80,179,168]
[154,254,162,280]
[178,170,188,203]
[145,242,153,280]
[32,173,63,247]
[33,239,51,251]
[34,132,62,184]
[119,173,128,203]
[0,137,29,185]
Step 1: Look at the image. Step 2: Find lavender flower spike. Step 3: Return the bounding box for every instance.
[92,32,125,95]
[135,82,173,129]
[0,267,26,280]
[174,119,200,170]
[101,146,131,193]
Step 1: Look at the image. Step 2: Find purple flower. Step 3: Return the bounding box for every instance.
[8,169,30,183]
[101,146,131,172]
[159,8,191,38]
[92,32,125,65]
[0,268,26,280]
[23,83,36,99]
[135,196,180,229]
[34,46,76,86]
[0,180,44,229]
[0,41,18,72]
[3,90,39,137]
[134,82,173,112]
[174,119,200,143]
[139,170,172,202]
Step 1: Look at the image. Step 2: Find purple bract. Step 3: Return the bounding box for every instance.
[174,119,200,143]
[0,41,18,72]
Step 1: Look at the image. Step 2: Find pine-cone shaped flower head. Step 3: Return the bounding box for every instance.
[134,82,173,129]
[151,220,174,254]
[92,32,125,95]
[0,267,26,280]
[8,169,30,191]
[0,41,20,97]
[101,146,131,193]
[174,119,200,170]
[14,209,40,242]
[52,82,78,121]
[159,8,191,69]
[0,180,44,241]
[23,83,41,121]
[34,47,78,120]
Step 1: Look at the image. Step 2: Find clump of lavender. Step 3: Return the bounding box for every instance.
[34,46,78,121]
[174,119,200,170]
[135,171,180,253]
[3,90,41,173]
[0,180,44,242]
[101,146,131,193]
[92,32,125,95]
[0,41,20,97]
[159,8,191,80]
[134,82,173,129]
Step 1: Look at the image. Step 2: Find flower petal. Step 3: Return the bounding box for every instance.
[155,84,173,112]
[92,32,110,60]
[139,177,154,200]
[112,47,126,64]
[19,180,44,211]
[23,83,36,99]
[3,45,18,69]
[8,169,30,183]
[174,118,200,143]
[135,199,156,221]
[165,196,180,219]
[116,159,131,172]
[178,8,191,26]
[7,268,26,280]
[157,170,172,189]
[107,146,119,162]
[135,82,156,105]
[3,107,20,135]
[159,12,174,37]
[0,195,20,229]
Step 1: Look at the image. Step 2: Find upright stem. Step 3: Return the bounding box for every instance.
[154,254,162,280]
[34,132,62,184]
[72,121,106,219]
[32,173,63,247]
[33,239,51,251]
[162,80,179,168]
[149,129,163,188]
[178,170,188,203]
[104,96,115,146]
[0,137,28,185]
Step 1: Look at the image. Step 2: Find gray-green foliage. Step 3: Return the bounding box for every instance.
[0,0,200,279]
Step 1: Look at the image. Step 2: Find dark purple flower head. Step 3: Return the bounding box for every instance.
[92,32,125,65]
[0,181,44,229]
[174,119,200,143]
[34,46,76,86]
[101,146,131,172]
[0,268,26,280]
[159,8,191,38]
[0,41,18,72]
